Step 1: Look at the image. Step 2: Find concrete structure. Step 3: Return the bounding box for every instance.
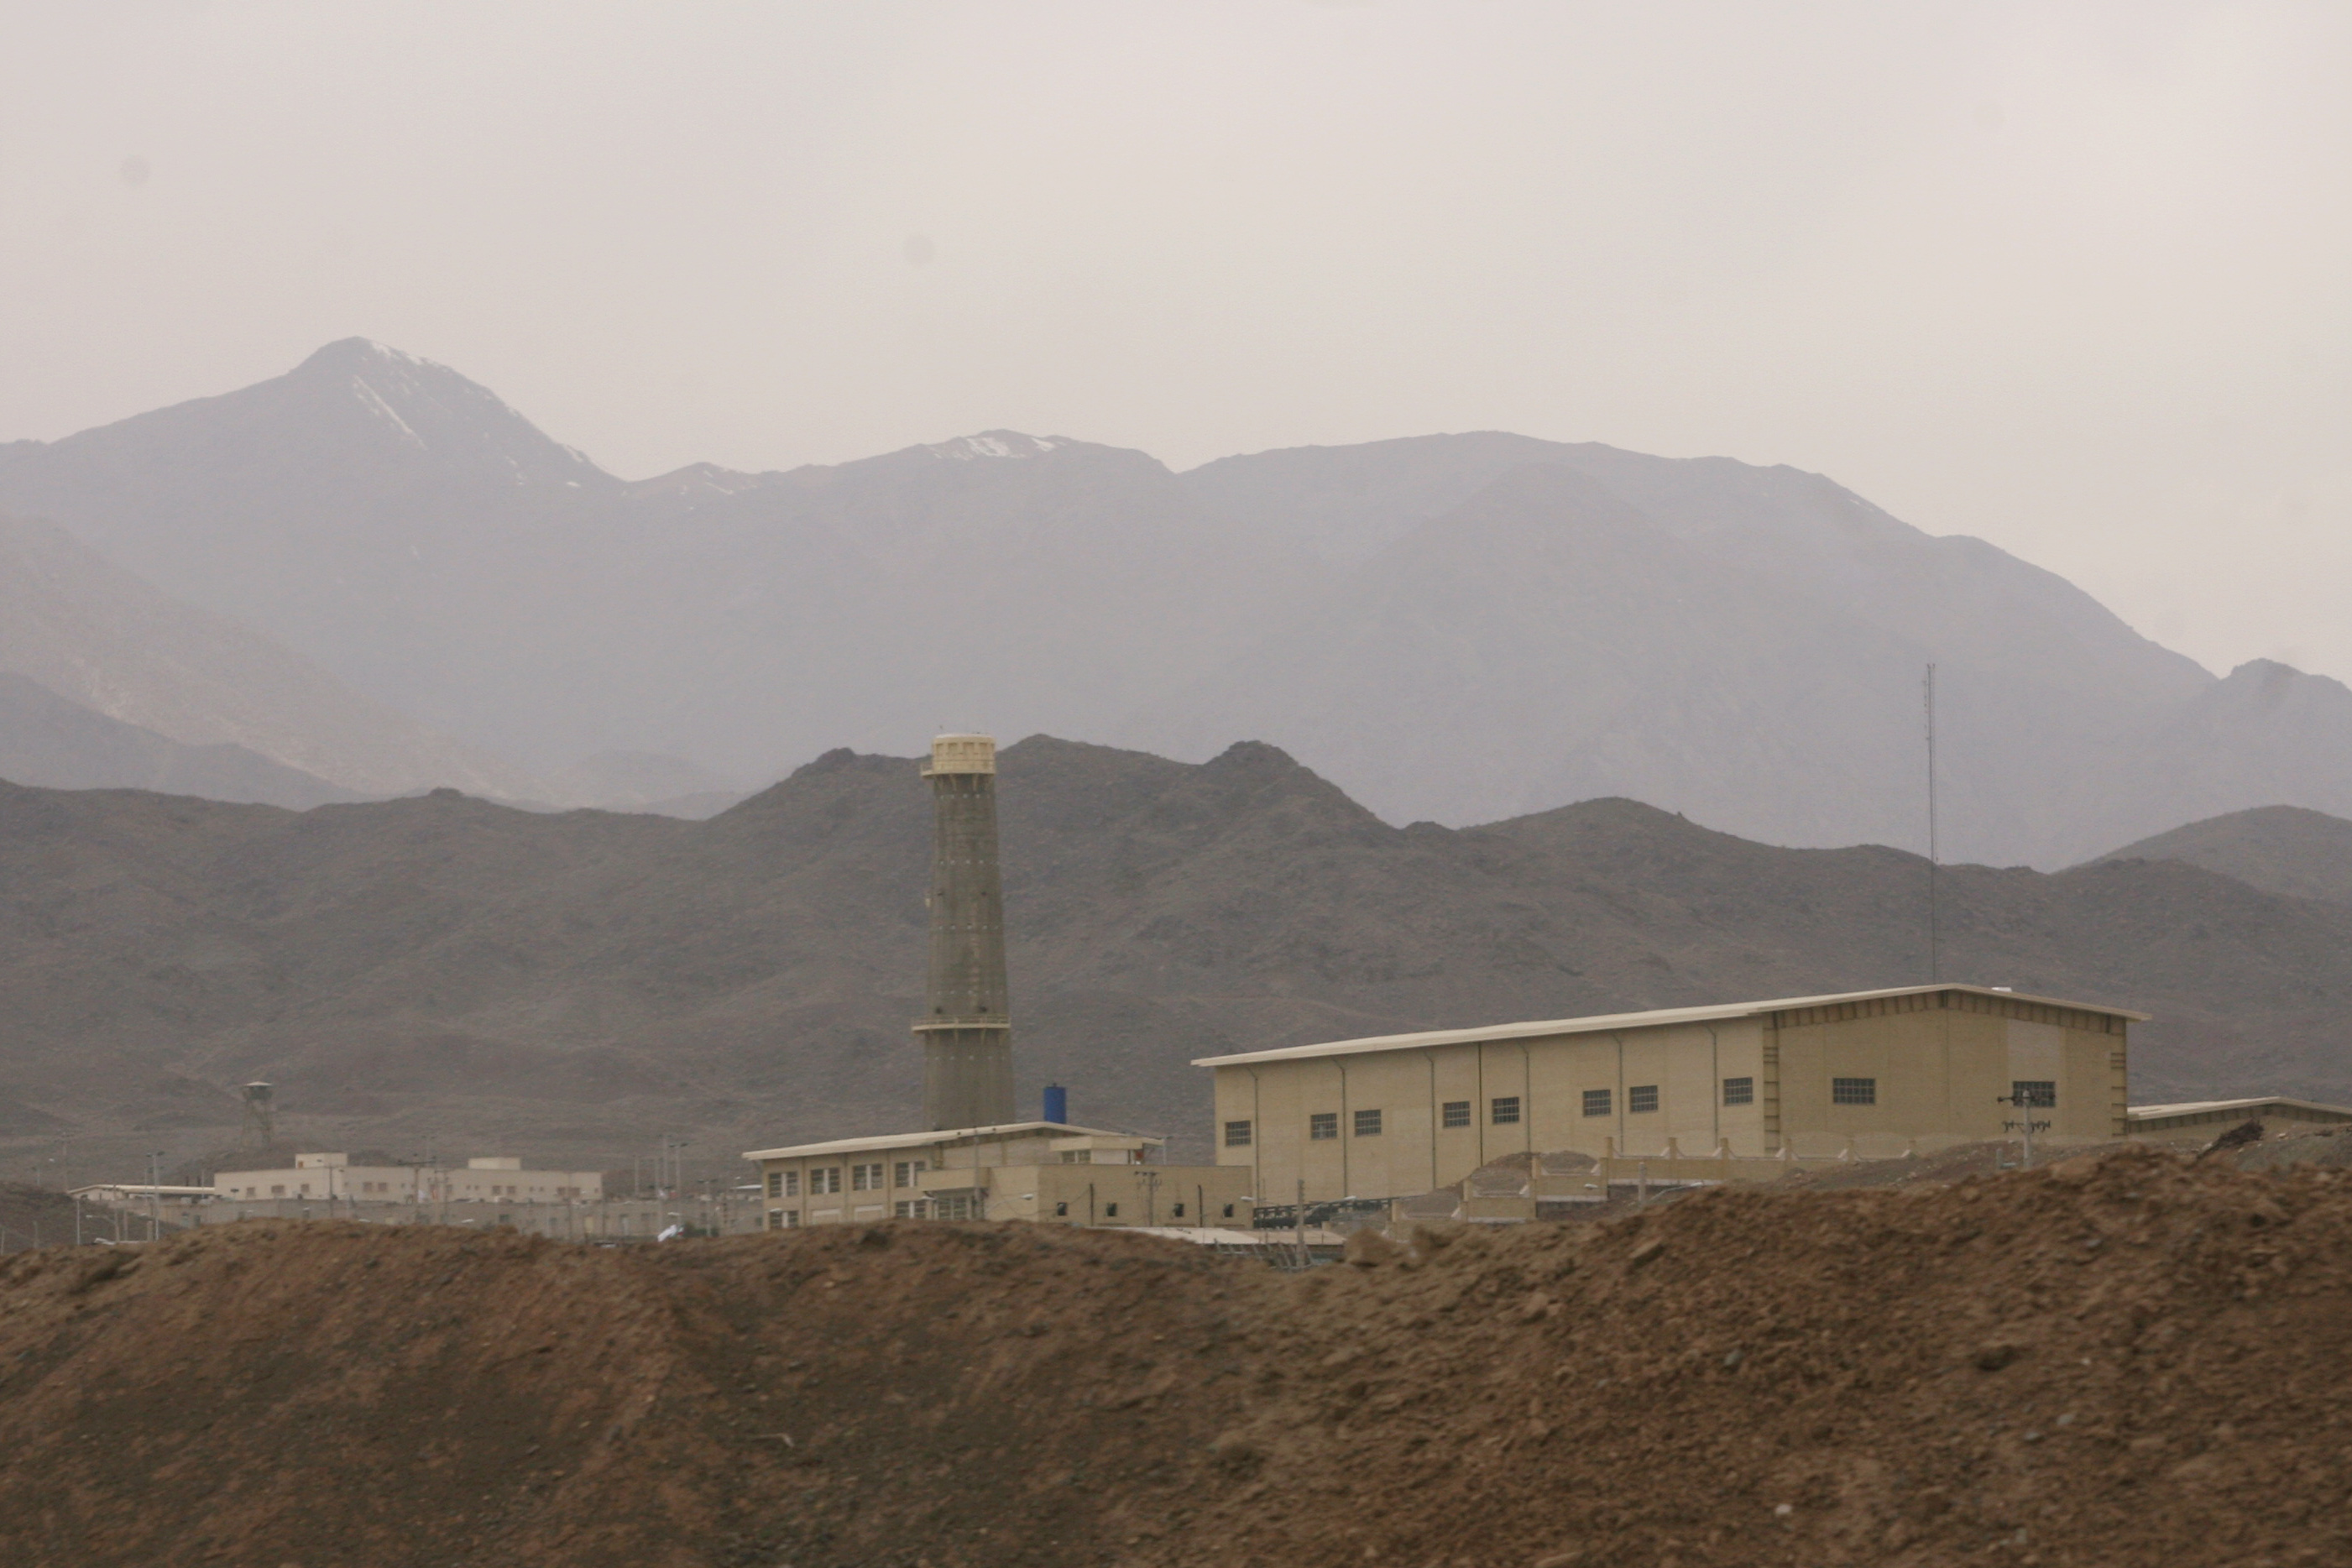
[1199,985,2141,1207]
[744,1121,1255,1231]
[744,732,1259,1232]
[69,1184,215,1212]
[2127,1096,2352,1143]
[212,1152,604,1206]
[917,734,1015,1129]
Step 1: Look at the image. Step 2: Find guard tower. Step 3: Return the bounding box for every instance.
[915,734,1016,1129]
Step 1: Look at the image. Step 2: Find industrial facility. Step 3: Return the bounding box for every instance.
[1200,984,2145,1209]
[745,734,1247,1230]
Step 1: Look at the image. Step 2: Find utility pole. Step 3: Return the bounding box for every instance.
[1998,1084,2054,1168]
[1925,663,1941,985]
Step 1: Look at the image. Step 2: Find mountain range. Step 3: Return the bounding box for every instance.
[8,340,2352,865]
[4,737,2349,1182]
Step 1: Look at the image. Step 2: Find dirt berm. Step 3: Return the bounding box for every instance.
[2,1144,2347,1567]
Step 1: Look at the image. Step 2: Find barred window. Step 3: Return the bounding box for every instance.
[892,1200,926,1219]
[1722,1076,1754,1107]
[1309,1112,1339,1141]
[1225,1119,1254,1147]
[767,1210,800,1230]
[1491,1095,1522,1126]
[1581,1089,1612,1118]
[810,1167,842,1194]
[2011,1079,2057,1110]
[766,1170,783,1199]
[1628,1085,1659,1115]
[851,1163,884,1191]
[1441,1100,1471,1129]
[1355,1109,1383,1137]
[1832,1077,1877,1106]
[893,1159,928,1188]
[1105,1203,1119,1218]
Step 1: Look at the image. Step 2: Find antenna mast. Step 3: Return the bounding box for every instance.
[1924,664,1940,983]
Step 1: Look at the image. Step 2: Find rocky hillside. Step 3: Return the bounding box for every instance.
[1,1145,2347,1566]
[2097,802,2352,905]
[4,737,2349,1182]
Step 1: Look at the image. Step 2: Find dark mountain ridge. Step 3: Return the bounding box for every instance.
[3,738,2347,1182]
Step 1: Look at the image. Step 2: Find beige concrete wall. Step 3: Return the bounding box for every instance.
[1216,991,2130,1205]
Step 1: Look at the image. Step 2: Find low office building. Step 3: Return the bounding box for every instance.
[744,1121,1255,1231]
[1199,984,2140,1208]
[214,1152,604,1206]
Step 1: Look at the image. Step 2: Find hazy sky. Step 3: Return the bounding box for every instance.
[4,3,2348,685]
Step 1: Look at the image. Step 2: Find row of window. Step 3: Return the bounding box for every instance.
[1218,1074,1991,1141]
[766,1159,930,1200]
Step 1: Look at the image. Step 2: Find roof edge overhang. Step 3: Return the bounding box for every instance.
[742,1120,1154,1163]
[1191,984,2151,1069]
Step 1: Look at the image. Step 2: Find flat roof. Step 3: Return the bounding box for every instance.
[2128,1096,2352,1122]
[1191,984,2150,1068]
[743,1120,1151,1163]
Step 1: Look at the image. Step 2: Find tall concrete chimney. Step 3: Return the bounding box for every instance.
[916,734,1015,1129]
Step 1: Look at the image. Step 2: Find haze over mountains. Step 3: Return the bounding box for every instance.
[7,340,2352,865]
[0,508,557,804]
[3,738,2349,1178]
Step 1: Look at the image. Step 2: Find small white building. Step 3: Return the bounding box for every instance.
[212,1152,604,1206]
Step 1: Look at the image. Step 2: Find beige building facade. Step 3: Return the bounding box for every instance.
[214,1152,604,1206]
[1199,985,2140,1207]
[744,1121,1256,1231]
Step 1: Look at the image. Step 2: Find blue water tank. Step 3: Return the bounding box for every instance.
[1043,1084,1069,1125]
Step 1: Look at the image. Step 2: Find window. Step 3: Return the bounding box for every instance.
[1581,1089,1612,1118]
[1722,1076,1754,1107]
[1224,1120,1254,1147]
[1309,1112,1339,1141]
[851,1163,884,1191]
[933,1194,979,1220]
[1628,1085,1659,1115]
[1105,1203,1119,1218]
[270,1185,285,1197]
[780,1170,800,1197]
[1355,1109,1383,1137]
[1491,1096,1522,1126]
[2011,1080,2057,1110]
[1173,1203,1186,1218]
[1054,1201,1069,1216]
[1441,1100,1471,1129]
[766,1171,784,1200]
[810,1167,842,1194]
[893,1160,928,1187]
[767,1210,800,1230]
[1832,1077,1877,1106]
[1221,1203,1235,1219]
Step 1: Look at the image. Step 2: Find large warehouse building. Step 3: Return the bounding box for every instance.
[1198,984,2139,1207]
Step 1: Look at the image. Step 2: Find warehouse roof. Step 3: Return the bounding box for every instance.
[742,1121,1152,1163]
[1190,983,2149,1068]
[2127,1096,2352,1126]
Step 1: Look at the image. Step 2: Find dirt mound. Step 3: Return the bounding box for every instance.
[3,1146,2349,1566]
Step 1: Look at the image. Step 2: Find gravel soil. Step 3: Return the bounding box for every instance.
[0,1143,2346,1567]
